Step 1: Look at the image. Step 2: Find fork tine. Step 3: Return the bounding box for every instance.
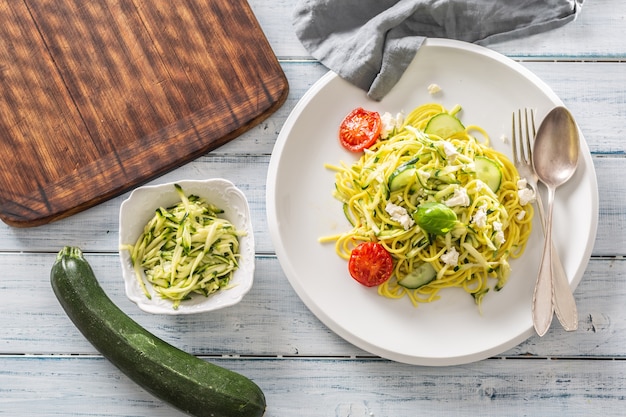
[524,108,535,163]
[511,110,519,164]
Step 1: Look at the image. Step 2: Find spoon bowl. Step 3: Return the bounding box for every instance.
[531,106,580,336]
[533,108,580,185]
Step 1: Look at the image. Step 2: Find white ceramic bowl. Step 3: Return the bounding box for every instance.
[119,179,255,315]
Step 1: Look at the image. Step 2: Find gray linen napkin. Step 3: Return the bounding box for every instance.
[293,0,583,101]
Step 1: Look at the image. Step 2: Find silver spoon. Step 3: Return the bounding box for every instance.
[531,106,580,337]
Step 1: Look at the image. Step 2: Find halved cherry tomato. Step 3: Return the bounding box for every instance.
[339,107,382,152]
[348,242,393,287]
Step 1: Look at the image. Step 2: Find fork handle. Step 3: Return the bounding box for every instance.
[534,186,578,331]
[533,186,555,337]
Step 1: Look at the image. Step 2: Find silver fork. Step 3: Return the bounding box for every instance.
[512,109,578,335]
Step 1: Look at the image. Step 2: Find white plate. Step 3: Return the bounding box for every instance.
[266,39,598,365]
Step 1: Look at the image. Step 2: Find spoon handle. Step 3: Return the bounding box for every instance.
[534,185,578,331]
[552,244,579,331]
[533,186,555,337]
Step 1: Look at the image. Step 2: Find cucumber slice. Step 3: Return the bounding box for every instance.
[388,164,417,192]
[397,262,437,289]
[424,113,465,139]
[475,156,502,192]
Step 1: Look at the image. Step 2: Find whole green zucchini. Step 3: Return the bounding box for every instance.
[50,246,266,417]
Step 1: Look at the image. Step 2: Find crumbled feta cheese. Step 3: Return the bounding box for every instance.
[472,206,488,228]
[427,83,442,95]
[516,179,536,205]
[445,187,470,207]
[518,188,536,206]
[516,210,526,221]
[385,202,415,230]
[474,179,485,192]
[380,112,404,139]
[380,112,395,139]
[493,221,506,245]
[441,141,459,161]
[441,247,459,266]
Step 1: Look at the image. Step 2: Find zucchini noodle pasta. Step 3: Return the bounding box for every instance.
[320,103,534,308]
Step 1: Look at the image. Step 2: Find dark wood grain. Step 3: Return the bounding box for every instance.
[0,0,288,227]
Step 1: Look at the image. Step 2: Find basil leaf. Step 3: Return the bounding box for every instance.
[414,202,458,235]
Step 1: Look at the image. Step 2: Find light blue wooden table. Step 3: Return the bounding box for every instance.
[1,1,625,415]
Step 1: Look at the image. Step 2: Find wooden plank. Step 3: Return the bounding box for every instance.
[249,0,626,59]
[0,153,621,256]
[220,61,626,156]
[1,253,623,358]
[488,0,626,60]
[0,356,624,416]
[0,0,288,227]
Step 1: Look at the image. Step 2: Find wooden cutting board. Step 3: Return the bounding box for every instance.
[0,0,288,227]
